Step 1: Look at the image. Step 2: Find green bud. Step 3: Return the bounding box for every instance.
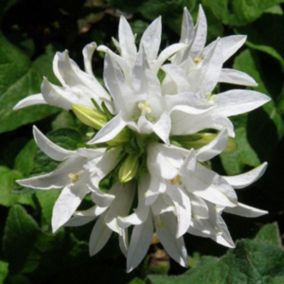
[72,104,108,129]
[118,154,139,183]
[172,133,216,149]
[172,132,236,152]
[107,128,131,146]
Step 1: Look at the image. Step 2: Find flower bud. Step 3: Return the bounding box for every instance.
[107,128,131,146]
[72,104,107,129]
[118,154,139,183]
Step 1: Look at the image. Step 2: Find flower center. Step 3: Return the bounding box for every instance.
[193,56,203,64]
[136,100,156,122]
[137,100,152,116]
[170,175,182,185]
[68,171,83,183]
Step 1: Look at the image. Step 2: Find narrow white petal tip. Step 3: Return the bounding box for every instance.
[15,178,39,189]
[126,266,134,273]
[179,257,188,268]
[51,223,61,234]
[97,45,108,52]
[15,179,25,187]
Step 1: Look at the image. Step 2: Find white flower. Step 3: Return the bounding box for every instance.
[115,131,267,271]
[17,126,120,232]
[13,6,271,273]
[14,43,111,111]
[162,6,270,137]
[173,5,257,87]
[88,49,209,144]
[97,15,186,75]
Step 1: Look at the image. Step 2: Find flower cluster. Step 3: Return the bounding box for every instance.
[15,6,270,272]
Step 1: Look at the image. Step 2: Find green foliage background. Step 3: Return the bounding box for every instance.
[0,0,284,283]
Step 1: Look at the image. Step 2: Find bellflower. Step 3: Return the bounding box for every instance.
[161,6,270,137]
[15,6,270,273]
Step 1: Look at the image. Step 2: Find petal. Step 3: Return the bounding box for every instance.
[223,162,267,189]
[83,42,97,76]
[87,114,126,144]
[17,155,86,189]
[213,90,271,117]
[118,16,137,61]
[41,78,72,110]
[90,186,115,207]
[89,214,112,256]
[151,195,175,215]
[65,205,104,227]
[215,213,235,248]
[225,202,268,217]
[171,110,235,137]
[13,93,46,110]
[118,176,150,228]
[53,50,90,87]
[184,164,237,207]
[127,213,153,272]
[52,179,90,232]
[152,112,171,144]
[156,213,188,267]
[190,194,209,219]
[162,64,189,91]
[100,46,129,76]
[196,129,228,162]
[219,68,257,87]
[104,183,135,234]
[167,187,191,238]
[140,16,161,61]
[103,53,131,113]
[166,91,213,112]
[33,126,74,161]
[87,148,120,187]
[190,5,207,56]
[194,39,223,95]
[119,229,128,256]
[154,43,187,72]
[53,51,109,103]
[147,143,184,180]
[180,7,194,44]
[220,35,246,62]
[145,178,167,206]
[189,210,235,248]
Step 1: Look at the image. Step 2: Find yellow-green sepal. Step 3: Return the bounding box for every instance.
[72,104,107,129]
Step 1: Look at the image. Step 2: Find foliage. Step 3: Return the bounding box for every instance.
[0,0,283,283]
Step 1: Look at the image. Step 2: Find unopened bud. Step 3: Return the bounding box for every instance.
[72,104,107,130]
[118,154,139,183]
[107,128,131,146]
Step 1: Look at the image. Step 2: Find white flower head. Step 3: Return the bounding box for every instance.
[14,5,270,273]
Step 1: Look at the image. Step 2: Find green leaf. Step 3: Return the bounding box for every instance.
[221,125,260,175]
[237,12,284,68]
[221,48,284,174]
[149,224,284,284]
[246,41,284,68]
[0,166,34,207]
[36,191,60,227]
[254,223,282,247]
[0,33,58,134]
[2,205,40,273]
[202,0,284,26]
[0,260,8,283]
[128,278,146,284]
